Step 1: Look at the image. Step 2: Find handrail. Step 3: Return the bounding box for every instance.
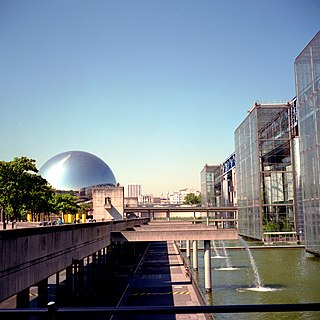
[0,302,319,318]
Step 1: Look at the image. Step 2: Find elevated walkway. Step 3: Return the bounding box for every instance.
[112,220,238,242]
[118,241,209,320]
[0,218,148,303]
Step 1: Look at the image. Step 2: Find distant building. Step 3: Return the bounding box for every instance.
[169,188,200,205]
[127,184,142,198]
[295,31,320,255]
[140,194,153,204]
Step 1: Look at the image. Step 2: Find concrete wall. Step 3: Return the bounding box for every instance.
[92,186,124,220]
[0,218,148,302]
[124,197,139,207]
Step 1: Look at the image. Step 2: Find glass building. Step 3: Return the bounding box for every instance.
[221,153,236,207]
[200,164,220,206]
[295,32,320,255]
[235,101,300,240]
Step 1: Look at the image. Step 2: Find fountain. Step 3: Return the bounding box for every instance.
[211,240,223,258]
[193,244,318,320]
[221,241,232,268]
[216,241,238,270]
[238,237,276,292]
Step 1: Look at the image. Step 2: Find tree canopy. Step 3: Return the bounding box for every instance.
[78,202,93,216]
[0,157,79,228]
[0,157,52,224]
[52,193,79,215]
[183,193,202,205]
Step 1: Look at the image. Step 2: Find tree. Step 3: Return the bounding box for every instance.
[0,160,12,228]
[52,193,78,216]
[25,174,55,221]
[183,193,202,205]
[78,202,93,216]
[0,157,39,228]
[0,157,58,227]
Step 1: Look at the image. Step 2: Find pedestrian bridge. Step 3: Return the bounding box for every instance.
[112,220,238,242]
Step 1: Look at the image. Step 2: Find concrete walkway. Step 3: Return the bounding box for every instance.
[119,241,208,320]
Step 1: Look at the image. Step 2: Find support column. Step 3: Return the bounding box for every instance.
[78,259,84,304]
[55,271,60,304]
[192,240,198,270]
[92,252,97,301]
[37,278,48,307]
[16,288,30,308]
[72,259,79,305]
[186,240,191,258]
[206,210,209,226]
[204,240,212,292]
[166,210,170,221]
[66,265,73,305]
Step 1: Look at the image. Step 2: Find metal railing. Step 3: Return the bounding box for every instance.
[262,231,298,243]
[0,302,320,319]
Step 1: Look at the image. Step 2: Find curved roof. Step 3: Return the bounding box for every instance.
[39,151,116,190]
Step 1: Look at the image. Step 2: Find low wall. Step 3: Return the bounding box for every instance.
[0,218,148,302]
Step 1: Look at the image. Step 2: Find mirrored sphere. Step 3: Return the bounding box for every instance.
[39,151,116,191]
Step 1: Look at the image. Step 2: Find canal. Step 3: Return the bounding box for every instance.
[183,240,320,320]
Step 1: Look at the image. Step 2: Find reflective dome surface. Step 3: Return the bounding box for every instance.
[39,151,116,190]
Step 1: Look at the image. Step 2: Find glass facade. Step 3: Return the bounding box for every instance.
[235,102,299,240]
[295,32,320,255]
[260,106,297,237]
[235,107,261,239]
[200,165,220,206]
[221,153,236,206]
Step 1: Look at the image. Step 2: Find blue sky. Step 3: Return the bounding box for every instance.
[1,0,319,195]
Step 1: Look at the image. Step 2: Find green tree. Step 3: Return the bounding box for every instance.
[0,160,11,228]
[0,157,39,228]
[52,193,78,216]
[183,193,202,205]
[26,174,55,221]
[0,157,58,228]
[78,202,93,216]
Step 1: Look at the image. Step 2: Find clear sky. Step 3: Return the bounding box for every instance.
[1,0,319,196]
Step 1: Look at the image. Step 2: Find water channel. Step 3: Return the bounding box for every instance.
[183,239,320,320]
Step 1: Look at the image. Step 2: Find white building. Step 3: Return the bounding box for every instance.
[169,188,200,205]
[127,184,142,198]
